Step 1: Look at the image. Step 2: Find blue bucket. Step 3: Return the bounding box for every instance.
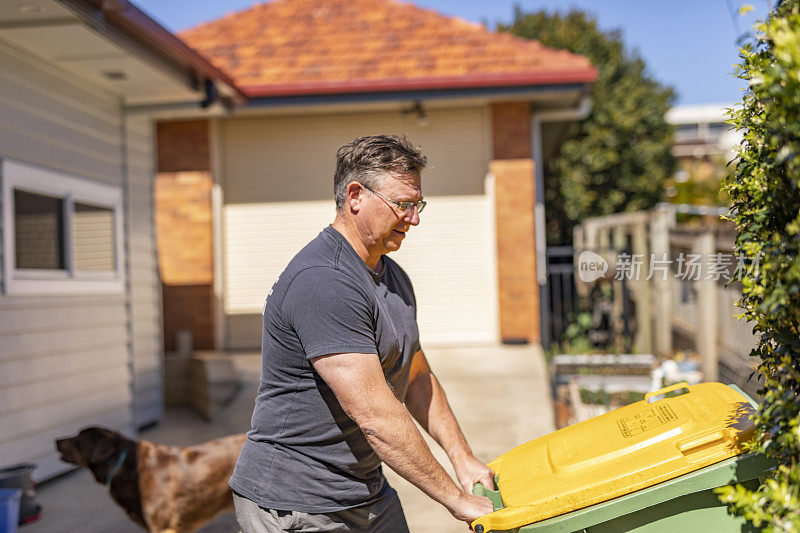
[0,488,21,533]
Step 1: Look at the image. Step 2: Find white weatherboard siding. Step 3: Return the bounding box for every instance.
[220,107,496,348]
[0,40,161,480]
[125,115,163,428]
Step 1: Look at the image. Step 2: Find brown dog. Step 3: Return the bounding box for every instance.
[56,427,245,533]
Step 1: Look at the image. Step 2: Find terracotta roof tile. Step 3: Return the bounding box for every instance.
[179,0,596,97]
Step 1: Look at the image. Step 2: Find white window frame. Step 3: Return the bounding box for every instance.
[1,158,125,294]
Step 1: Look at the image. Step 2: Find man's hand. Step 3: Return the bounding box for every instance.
[447,492,495,525]
[453,454,495,493]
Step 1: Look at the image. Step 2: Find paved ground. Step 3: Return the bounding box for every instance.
[26,343,553,533]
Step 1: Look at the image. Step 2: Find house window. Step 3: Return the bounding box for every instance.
[706,122,729,140]
[73,203,116,272]
[2,158,125,294]
[675,124,699,142]
[14,190,66,270]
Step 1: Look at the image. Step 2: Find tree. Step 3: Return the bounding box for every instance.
[715,1,800,529]
[499,9,676,244]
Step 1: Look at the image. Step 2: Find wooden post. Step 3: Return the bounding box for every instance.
[584,220,598,252]
[612,225,626,351]
[597,225,612,283]
[650,208,673,356]
[632,221,652,354]
[583,220,601,297]
[574,225,584,254]
[573,224,587,298]
[696,231,718,381]
[597,227,609,247]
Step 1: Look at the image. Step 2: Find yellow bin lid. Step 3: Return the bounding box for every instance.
[472,382,756,532]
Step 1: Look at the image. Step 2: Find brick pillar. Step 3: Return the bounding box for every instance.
[155,120,216,351]
[491,103,540,343]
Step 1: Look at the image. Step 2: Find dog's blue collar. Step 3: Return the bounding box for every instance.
[105,448,129,485]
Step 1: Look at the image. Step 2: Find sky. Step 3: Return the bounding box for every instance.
[135,0,773,106]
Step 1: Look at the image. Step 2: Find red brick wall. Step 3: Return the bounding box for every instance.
[491,103,540,343]
[157,120,210,172]
[492,102,532,160]
[155,120,215,351]
[156,171,213,284]
[160,284,215,351]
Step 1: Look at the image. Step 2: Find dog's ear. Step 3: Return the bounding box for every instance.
[87,433,118,465]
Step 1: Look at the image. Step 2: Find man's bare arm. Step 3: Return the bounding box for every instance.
[405,350,495,492]
[310,352,493,524]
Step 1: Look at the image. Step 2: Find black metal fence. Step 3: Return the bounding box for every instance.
[543,246,578,349]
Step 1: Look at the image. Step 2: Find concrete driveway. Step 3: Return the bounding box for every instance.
[25,343,553,533]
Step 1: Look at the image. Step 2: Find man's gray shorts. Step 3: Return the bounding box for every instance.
[232,488,411,532]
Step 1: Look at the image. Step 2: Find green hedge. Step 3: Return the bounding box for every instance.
[715,1,800,530]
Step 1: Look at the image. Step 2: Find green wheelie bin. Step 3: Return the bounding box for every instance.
[472,382,773,533]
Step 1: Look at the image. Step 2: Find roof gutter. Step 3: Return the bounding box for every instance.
[56,0,247,107]
[243,82,594,111]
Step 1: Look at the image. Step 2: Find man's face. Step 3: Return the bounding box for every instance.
[356,172,422,257]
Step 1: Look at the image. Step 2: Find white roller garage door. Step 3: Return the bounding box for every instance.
[220,107,498,348]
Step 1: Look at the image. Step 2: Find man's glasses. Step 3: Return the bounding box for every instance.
[360,183,426,214]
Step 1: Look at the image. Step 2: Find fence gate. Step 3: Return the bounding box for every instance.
[543,246,578,349]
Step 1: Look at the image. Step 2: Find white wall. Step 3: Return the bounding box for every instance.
[0,38,161,480]
[125,115,163,428]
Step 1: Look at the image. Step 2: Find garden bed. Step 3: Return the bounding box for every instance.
[552,353,655,427]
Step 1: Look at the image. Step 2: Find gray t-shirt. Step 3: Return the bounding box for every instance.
[229,225,420,512]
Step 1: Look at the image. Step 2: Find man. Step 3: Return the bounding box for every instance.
[230,135,495,532]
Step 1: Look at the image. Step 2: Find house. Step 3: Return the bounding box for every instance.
[157,0,597,353]
[667,104,740,160]
[0,0,242,481]
[665,104,742,201]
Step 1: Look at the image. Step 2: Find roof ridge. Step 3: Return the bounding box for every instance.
[179,0,292,35]
[183,0,567,52]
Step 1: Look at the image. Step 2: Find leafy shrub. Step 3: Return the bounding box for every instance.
[559,311,594,354]
[715,1,800,530]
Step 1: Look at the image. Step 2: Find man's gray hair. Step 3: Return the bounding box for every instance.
[334,135,427,210]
